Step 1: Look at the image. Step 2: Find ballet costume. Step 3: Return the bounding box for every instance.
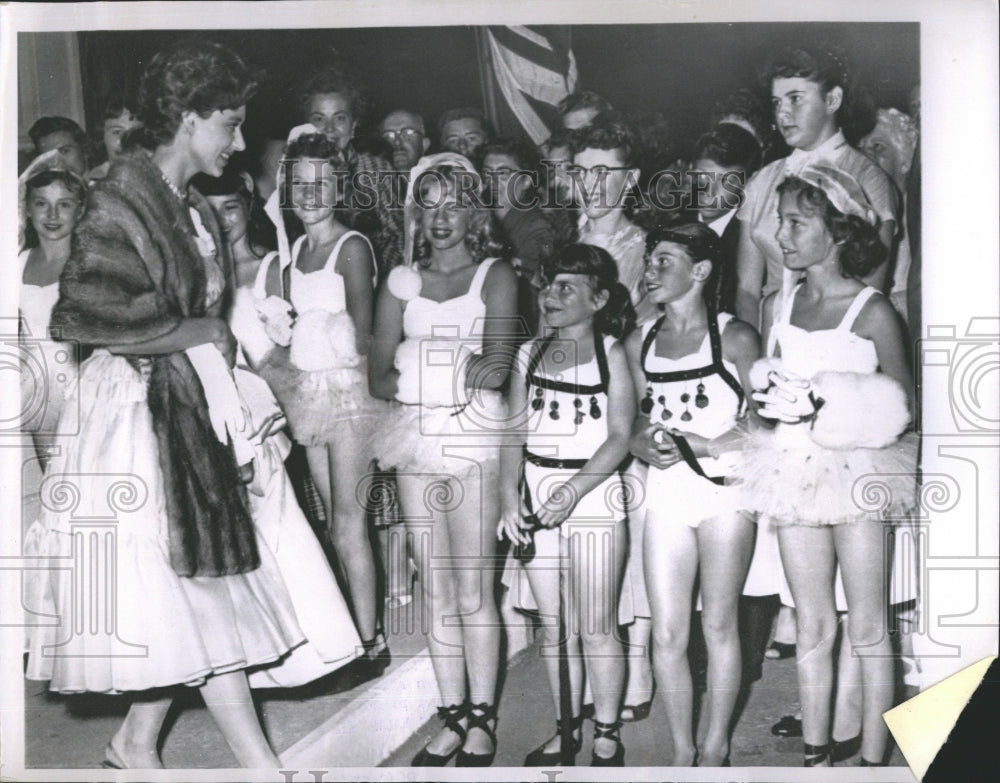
[371,258,507,477]
[639,309,747,529]
[739,284,916,526]
[255,232,386,447]
[503,330,626,611]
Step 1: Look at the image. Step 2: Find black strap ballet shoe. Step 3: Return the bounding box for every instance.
[831,733,862,762]
[524,715,583,766]
[804,742,832,767]
[455,702,497,767]
[412,703,467,766]
[591,719,625,767]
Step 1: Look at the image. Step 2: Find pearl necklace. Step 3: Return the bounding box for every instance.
[158,168,187,201]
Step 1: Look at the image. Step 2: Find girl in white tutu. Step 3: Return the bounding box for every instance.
[740,162,915,767]
[369,154,519,766]
[254,131,388,675]
[625,222,762,767]
[501,243,636,767]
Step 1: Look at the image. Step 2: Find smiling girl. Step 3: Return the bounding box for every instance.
[255,131,387,678]
[625,223,761,766]
[370,155,518,767]
[502,243,636,767]
[740,163,915,767]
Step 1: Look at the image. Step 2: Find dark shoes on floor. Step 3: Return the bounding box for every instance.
[412,701,498,767]
[771,714,803,737]
[524,715,583,766]
[591,719,625,766]
[412,703,467,766]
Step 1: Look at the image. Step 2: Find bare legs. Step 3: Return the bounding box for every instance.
[645,511,754,766]
[306,431,379,647]
[779,520,892,765]
[108,671,278,769]
[397,465,501,756]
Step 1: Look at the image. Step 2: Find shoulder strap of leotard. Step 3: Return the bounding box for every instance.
[766,283,803,358]
[252,250,280,300]
[468,257,499,302]
[525,329,609,395]
[836,286,879,333]
[640,306,745,413]
[326,229,378,289]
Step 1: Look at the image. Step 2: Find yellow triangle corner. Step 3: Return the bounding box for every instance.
[885,654,997,781]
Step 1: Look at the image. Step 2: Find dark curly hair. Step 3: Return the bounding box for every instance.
[558,90,613,118]
[643,222,727,310]
[191,168,276,255]
[540,243,636,339]
[692,123,762,177]
[130,38,259,149]
[412,163,501,267]
[298,63,367,124]
[279,132,355,230]
[777,175,884,279]
[572,112,638,167]
[22,169,87,249]
[762,43,853,128]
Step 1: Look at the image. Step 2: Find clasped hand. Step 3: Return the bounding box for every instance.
[752,369,824,423]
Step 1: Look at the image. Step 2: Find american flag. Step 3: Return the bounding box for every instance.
[481,26,579,144]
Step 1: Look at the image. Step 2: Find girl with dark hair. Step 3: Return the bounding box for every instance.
[740,164,914,767]
[26,39,349,770]
[625,222,761,766]
[253,130,388,677]
[736,43,899,328]
[369,155,518,767]
[501,243,636,767]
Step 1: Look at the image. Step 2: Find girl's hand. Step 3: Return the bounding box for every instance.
[498,501,532,545]
[752,370,823,423]
[631,423,682,469]
[535,482,579,529]
[668,429,713,459]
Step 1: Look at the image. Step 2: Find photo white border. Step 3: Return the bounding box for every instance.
[2,1,997,781]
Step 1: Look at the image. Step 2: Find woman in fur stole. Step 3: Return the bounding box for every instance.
[25,39,318,769]
[740,162,915,767]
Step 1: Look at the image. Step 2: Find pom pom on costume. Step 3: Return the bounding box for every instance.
[809,371,910,449]
[255,296,294,346]
[387,265,423,302]
[289,310,360,372]
[393,338,472,408]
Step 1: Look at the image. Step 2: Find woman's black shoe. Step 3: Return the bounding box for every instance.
[524,715,583,766]
[831,733,862,762]
[771,714,803,737]
[455,702,497,767]
[351,637,391,685]
[412,703,466,766]
[591,719,625,767]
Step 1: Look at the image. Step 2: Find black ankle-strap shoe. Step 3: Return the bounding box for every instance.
[412,703,466,767]
[524,714,583,766]
[591,719,625,767]
[455,702,497,768]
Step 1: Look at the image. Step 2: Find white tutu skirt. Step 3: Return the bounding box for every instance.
[371,391,507,476]
[24,352,356,693]
[257,347,385,447]
[738,425,918,526]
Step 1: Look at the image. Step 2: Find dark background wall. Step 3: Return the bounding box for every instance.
[76,22,918,162]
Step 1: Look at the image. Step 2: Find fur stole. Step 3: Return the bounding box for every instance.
[50,150,259,577]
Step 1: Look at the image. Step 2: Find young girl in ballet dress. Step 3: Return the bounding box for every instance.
[255,131,388,674]
[369,154,519,767]
[740,163,915,767]
[501,243,636,767]
[625,223,761,766]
